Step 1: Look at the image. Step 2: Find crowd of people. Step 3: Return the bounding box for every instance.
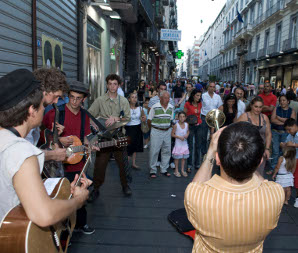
[1,67,298,252]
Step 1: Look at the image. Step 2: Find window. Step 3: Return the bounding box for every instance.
[248,39,252,54]
[256,35,260,58]
[258,0,263,17]
[240,0,243,10]
[275,23,282,52]
[250,5,255,24]
[264,29,270,55]
[291,17,297,48]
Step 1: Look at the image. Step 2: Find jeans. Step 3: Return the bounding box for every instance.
[271,130,288,169]
[187,124,203,169]
[201,116,209,157]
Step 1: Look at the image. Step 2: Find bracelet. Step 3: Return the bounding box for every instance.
[265,148,270,150]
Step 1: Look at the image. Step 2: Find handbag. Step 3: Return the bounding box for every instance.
[140,107,149,133]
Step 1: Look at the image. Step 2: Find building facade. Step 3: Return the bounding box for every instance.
[197,0,298,89]
[0,0,178,102]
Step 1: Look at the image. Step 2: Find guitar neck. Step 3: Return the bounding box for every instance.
[69,156,91,200]
[70,139,117,154]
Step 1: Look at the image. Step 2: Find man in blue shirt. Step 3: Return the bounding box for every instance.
[282,118,298,208]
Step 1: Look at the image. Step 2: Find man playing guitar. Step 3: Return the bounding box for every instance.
[88,74,132,202]
[26,67,69,162]
[43,80,96,234]
[0,69,90,230]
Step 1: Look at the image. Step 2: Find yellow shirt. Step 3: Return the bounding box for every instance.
[184,174,284,253]
[88,93,131,121]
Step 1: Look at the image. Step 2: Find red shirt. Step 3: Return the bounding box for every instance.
[184,101,202,125]
[258,92,277,116]
[43,105,91,172]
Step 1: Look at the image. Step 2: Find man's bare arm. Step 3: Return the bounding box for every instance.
[13,156,89,227]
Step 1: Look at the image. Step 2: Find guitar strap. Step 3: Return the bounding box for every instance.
[57,104,86,144]
[5,127,21,137]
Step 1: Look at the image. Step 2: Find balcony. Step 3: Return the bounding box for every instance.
[110,0,138,23]
[252,1,284,30]
[155,13,165,28]
[170,8,175,16]
[139,0,154,25]
[282,38,298,52]
[142,25,158,45]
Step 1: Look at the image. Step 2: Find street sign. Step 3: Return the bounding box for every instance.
[160,29,181,41]
[176,50,184,59]
[175,59,184,64]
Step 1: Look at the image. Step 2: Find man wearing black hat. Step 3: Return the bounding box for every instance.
[43,80,95,235]
[0,69,90,230]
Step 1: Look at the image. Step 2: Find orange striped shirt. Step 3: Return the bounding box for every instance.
[184,174,284,253]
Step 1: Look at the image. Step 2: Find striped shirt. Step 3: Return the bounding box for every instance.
[147,102,174,129]
[148,95,175,109]
[184,174,284,253]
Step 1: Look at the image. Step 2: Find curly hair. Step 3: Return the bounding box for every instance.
[106,74,121,85]
[33,68,68,93]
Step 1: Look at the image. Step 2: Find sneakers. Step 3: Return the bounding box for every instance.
[74,224,95,235]
[144,144,148,149]
[170,162,175,169]
[122,185,132,196]
[87,189,100,203]
[294,198,298,208]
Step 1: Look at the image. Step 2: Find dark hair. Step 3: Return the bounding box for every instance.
[106,74,121,85]
[157,81,166,90]
[33,68,68,93]
[127,92,139,107]
[188,89,202,104]
[0,86,43,128]
[218,122,265,182]
[245,96,264,112]
[279,94,290,104]
[223,94,237,117]
[286,90,296,101]
[284,118,297,128]
[178,111,187,118]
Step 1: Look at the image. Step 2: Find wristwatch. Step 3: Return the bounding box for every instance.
[206,156,215,164]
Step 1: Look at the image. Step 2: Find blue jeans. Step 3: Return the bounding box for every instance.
[271,130,288,169]
[201,116,209,157]
[187,124,203,169]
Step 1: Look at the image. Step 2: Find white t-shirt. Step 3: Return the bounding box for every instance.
[201,92,223,116]
[117,87,124,97]
[126,107,141,126]
[0,129,44,223]
[25,127,40,146]
[237,99,246,118]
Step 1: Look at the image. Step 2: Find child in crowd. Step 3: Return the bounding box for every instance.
[143,98,150,149]
[272,147,296,205]
[281,118,298,208]
[171,111,189,177]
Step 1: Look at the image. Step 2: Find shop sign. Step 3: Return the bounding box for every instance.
[160,29,181,41]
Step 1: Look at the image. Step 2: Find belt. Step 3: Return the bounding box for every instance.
[152,126,171,131]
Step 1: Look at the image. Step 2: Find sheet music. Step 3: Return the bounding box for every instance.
[44,178,61,196]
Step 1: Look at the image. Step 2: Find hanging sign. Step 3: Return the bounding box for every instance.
[160,29,181,41]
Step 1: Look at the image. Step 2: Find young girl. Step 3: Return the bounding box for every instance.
[272,147,296,205]
[171,111,190,177]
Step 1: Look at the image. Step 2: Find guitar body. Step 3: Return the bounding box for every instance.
[0,178,76,253]
[64,136,84,165]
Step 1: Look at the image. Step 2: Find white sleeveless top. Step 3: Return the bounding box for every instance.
[127,107,141,126]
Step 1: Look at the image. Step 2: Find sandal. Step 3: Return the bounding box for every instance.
[174,171,181,177]
[162,172,171,177]
[181,171,188,177]
[150,173,157,178]
[187,167,191,173]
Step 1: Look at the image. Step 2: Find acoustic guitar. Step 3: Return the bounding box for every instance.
[64,136,130,164]
[40,104,64,178]
[0,156,92,253]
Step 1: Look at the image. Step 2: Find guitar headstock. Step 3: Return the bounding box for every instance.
[116,137,131,147]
